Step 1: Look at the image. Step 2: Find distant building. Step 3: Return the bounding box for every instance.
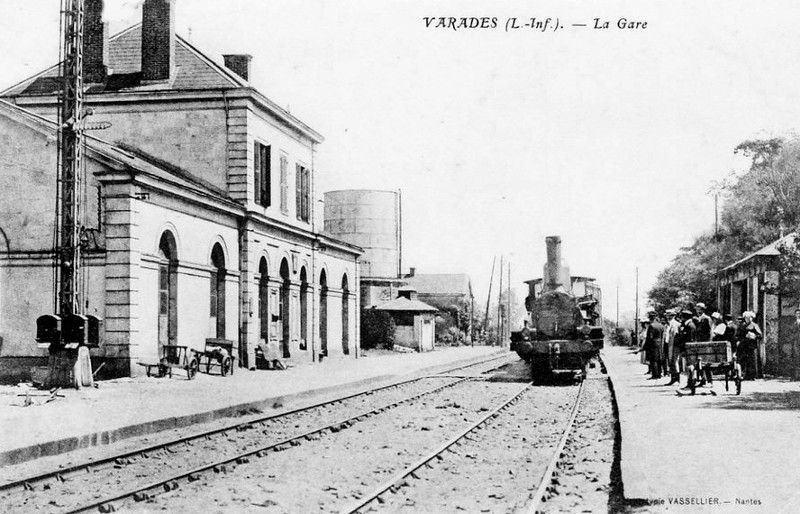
[0,1,360,381]
[374,289,437,352]
[401,269,474,343]
[718,233,798,378]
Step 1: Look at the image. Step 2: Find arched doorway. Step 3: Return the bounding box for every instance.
[158,231,178,352]
[210,243,226,338]
[341,274,350,355]
[319,269,328,356]
[258,257,269,342]
[279,258,291,358]
[300,267,308,350]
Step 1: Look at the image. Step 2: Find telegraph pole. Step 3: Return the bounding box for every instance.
[497,255,504,346]
[482,256,496,342]
[634,267,640,346]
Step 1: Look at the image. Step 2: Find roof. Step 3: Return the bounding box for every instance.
[720,232,796,273]
[0,99,237,206]
[1,24,323,143]
[402,274,472,297]
[374,297,438,313]
[3,25,241,96]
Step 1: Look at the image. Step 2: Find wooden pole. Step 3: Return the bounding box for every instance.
[482,256,496,341]
[497,255,504,346]
[507,261,512,347]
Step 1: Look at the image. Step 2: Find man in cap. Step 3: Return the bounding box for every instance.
[671,309,696,387]
[695,302,712,341]
[644,309,664,378]
[664,309,681,385]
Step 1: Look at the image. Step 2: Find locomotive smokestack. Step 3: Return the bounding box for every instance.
[544,236,563,291]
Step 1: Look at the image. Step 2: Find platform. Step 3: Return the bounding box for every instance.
[0,346,503,467]
[603,345,800,513]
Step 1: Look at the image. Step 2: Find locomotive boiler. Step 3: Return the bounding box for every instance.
[510,236,603,380]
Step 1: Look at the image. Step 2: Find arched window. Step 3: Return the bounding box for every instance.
[319,269,328,356]
[280,258,291,358]
[258,257,269,341]
[210,243,226,338]
[158,231,178,351]
[300,267,308,350]
[341,274,350,355]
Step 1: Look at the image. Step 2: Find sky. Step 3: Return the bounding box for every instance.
[2,0,800,324]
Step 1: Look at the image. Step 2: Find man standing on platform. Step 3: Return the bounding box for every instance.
[645,309,664,379]
[670,309,696,387]
[664,309,681,385]
[696,302,712,341]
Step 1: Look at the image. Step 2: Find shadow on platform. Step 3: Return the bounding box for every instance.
[710,390,800,411]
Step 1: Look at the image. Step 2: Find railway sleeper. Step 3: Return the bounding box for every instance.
[99,502,117,512]
[133,491,152,502]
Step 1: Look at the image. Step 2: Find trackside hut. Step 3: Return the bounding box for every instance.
[374,289,437,352]
[718,233,798,378]
[0,0,361,381]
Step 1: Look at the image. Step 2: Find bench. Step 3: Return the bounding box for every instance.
[138,345,198,380]
[196,338,236,376]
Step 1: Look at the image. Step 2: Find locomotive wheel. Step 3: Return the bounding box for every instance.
[221,356,232,376]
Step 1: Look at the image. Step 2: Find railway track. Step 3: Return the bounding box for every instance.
[339,379,587,513]
[0,353,513,513]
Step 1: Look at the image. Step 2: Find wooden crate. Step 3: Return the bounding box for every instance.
[685,341,732,364]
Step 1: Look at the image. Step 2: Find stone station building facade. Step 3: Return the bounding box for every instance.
[0,0,360,381]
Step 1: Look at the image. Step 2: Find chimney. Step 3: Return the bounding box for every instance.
[223,54,252,81]
[543,236,563,291]
[141,0,176,82]
[408,267,416,277]
[84,0,109,83]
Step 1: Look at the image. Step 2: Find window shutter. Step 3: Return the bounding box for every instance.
[253,143,261,205]
[296,164,302,220]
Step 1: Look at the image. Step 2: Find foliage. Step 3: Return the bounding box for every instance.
[648,137,800,310]
[360,309,396,350]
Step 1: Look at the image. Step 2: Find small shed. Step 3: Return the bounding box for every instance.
[374,288,438,352]
[718,232,798,378]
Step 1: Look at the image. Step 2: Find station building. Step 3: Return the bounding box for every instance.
[0,0,361,381]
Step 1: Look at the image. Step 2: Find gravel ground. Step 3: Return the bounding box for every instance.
[0,376,461,513]
[122,380,529,513]
[539,367,623,513]
[366,385,580,513]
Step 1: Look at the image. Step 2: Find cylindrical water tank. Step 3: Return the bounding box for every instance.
[323,190,401,278]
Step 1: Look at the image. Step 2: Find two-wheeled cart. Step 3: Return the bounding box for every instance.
[685,341,742,395]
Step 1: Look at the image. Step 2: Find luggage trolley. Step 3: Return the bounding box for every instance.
[685,341,742,395]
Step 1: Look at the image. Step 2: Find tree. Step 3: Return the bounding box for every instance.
[648,137,800,310]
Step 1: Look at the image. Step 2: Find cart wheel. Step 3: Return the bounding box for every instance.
[187,359,199,380]
[221,356,232,376]
[157,364,168,378]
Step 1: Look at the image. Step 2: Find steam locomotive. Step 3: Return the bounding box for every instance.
[510,236,604,381]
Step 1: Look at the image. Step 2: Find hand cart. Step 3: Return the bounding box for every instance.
[685,341,742,395]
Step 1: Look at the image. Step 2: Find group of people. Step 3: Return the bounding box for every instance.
[637,302,763,387]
